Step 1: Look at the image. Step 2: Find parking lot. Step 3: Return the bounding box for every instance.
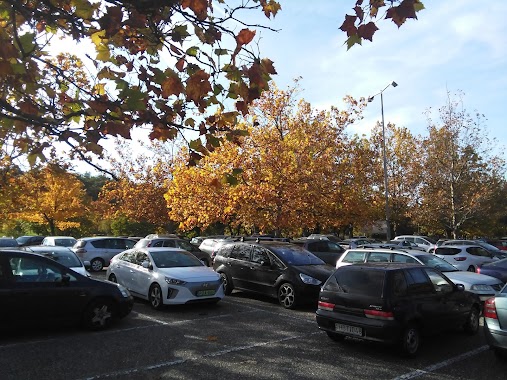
[1,271,506,380]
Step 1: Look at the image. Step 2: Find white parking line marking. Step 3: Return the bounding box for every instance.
[392,345,489,380]
[80,331,321,379]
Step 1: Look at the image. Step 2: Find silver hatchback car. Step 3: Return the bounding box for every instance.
[72,237,136,272]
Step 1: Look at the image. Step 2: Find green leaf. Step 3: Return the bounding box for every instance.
[186,47,199,57]
[124,88,146,111]
[189,139,204,152]
[18,33,36,53]
[206,134,221,148]
[214,48,229,56]
[345,34,362,50]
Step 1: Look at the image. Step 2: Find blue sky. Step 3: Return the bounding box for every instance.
[249,0,507,157]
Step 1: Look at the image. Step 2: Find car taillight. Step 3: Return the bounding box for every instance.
[318,301,335,311]
[476,266,481,274]
[364,309,394,320]
[484,298,498,319]
[453,257,466,261]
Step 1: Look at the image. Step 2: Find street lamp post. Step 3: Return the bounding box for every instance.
[368,81,397,241]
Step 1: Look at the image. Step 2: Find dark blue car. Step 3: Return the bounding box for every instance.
[477,258,507,283]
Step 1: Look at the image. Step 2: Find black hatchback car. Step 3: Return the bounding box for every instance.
[0,250,134,330]
[213,241,334,309]
[291,238,345,266]
[316,263,481,356]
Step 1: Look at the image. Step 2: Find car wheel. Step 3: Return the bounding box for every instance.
[83,299,116,331]
[464,306,480,335]
[400,324,420,357]
[219,272,233,295]
[326,331,345,342]
[467,265,475,272]
[149,284,164,310]
[90,258,105,272]
[108,274,117,283]
[278,282,297,309]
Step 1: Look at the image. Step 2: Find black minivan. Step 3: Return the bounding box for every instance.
[316,263,481,356]
[213,241,334,309]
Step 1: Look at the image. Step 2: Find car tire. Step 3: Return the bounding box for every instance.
[219,272,233,295]
[326,331,345,342]
[463,306,480,335]
[467,265,475,272]
[149,283,164,310]
[82,298,116,331]
[400,323,420,357]
[90,258,105,272]
[278,282,297,309]
[108,274,117,283]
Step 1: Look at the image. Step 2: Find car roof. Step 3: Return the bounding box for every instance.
[135,247,188,253]
[338,262,422,271]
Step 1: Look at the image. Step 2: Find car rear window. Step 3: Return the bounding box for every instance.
[435,247,460,255]
[327,268,385,297]
[270,245,324,265]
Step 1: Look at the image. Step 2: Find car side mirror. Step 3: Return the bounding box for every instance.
[142,260,152,269]
[455,283,465,291]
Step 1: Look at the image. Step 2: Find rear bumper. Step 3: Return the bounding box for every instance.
[484,318,507,350]
[316,310,402,344]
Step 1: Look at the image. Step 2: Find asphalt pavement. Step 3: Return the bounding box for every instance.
[1,270,506,380]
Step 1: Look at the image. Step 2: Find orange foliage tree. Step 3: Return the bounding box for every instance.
[11,165,88,235]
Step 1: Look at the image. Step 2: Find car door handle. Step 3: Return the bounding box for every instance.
[129,270,135,273]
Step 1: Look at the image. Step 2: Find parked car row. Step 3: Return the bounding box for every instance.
[3,233,507,359]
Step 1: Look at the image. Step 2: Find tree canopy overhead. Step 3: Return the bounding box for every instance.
[0,0,279,174]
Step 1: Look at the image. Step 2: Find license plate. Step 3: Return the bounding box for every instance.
[196,290,216,297]
[335,323,362,336]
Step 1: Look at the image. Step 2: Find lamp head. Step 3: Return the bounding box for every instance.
[391,81,398,87]
[367,96,374,103]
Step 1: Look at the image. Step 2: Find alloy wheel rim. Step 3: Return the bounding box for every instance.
[151,287,161,307]
[406,329,418,353]
[279,284,295,307]
[91,305,112,327]
[92,260,103,271]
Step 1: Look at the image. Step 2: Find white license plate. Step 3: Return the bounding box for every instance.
[335,323,362,336]
[196,290,216,297]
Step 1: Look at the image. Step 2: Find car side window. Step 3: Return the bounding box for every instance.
[135,252,149,266]
[341,251,366,264]
[327,242,344,253]
[391,271,408,297]
[251,246,270,265]
[424,268,453,293]
[392,253,418,264]
[162,240,176,248]
[367,252,391,263]
[91,239,107,249]
[125,240,136,249]
[120,251,136,263]
[404,268,434,294]
[229,244,251,261]
[9,257,76,283]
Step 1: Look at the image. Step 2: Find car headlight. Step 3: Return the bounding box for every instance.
[117,284,131,298]
[165,276,187,286]
[470,284,494,291]
[299,273,321,285]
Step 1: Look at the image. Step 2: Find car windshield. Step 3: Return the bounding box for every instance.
[150,250,203,268]
[416,254,457,272]
[43,252,82,268]
[55,238,76,247]
[0,239,18,247]
[16,236,31,244]
[271,245,324,266]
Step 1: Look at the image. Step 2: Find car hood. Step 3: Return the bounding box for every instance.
[157,266,220,281]
[294,264,334,282]
[444,271,503,286]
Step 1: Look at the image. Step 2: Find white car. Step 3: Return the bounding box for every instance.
[393,235,436,250]
[106,247,224,309]
[335,247,504,301]
[22,246,91,277]
[434,245,497,272]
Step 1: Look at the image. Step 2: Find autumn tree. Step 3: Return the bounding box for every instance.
[415,92,506,238]
[166,82,368,236]
[94,139,175,234]
[0,1,280,174]
[11,165,88,235]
